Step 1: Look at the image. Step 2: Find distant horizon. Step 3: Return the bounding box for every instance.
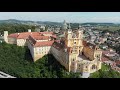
[0,12,120,23]
[0,19,120,24]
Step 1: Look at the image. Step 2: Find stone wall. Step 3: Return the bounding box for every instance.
[8,37,17,44]
[51,46,69,70]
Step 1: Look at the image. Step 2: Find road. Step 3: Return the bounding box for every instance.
[0,71,16,78]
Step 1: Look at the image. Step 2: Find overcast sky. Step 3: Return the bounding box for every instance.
[0,12,120,23]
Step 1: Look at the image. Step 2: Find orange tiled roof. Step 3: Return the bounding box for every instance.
[8,32,41,39]
[8,33,19,38]
[17,32,41,39]
[30,34,49,40]
[34,41,54,47]
[8,32,55,40]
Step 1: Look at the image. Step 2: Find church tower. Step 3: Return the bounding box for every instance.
[68,23,71,29]
[4,31,8,43]
[65,24,84,48]
[63,20,67,30]
[65,28,72,47]
[77,25,83,40]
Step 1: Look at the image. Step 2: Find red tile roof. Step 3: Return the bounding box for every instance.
[101,56,109,62]
[17,32,41,39]
[28,35,36,45]
[30,35,49,40]
[8,32,55,40]
[52,40,63,50]
[115,61,120,65]
[8,32,41,39]
[52,40,71,52]
[8,33,19,38]
[34,41,54,47]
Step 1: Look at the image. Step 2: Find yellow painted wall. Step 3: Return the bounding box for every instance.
[17,39,27,46]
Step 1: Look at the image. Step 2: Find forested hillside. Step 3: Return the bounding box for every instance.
[0,42,81,78]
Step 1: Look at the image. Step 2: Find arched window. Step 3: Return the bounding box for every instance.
[96,48,98,50]
[74,42,76,44]
[92,65,96,69]
[73,59,74,61]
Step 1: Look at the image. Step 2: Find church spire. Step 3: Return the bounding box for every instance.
[68,23,71,29]
[78,24,82,29]
[63,20,67,30]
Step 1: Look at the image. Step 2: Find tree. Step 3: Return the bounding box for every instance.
[0,23,36,34]
[0,43,82,78]
[90,64,120,78]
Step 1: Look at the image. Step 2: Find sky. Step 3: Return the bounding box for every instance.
[0,12,120,23]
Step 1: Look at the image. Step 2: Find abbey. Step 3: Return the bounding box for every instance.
[4,21,102,77]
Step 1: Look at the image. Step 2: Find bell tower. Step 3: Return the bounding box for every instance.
[65,28,72,47]
[77,25,83,39]
[4,31,8,43]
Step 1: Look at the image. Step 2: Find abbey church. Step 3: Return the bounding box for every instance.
[4,20,102,77]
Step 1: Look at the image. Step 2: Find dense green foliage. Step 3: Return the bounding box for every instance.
[89,64,120,78]
[0,42,120,78]
[0,23,35,34]
[0,42,81,78]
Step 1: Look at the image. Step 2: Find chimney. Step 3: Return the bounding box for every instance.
[28,29,31,32]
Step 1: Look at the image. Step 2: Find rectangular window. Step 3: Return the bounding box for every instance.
[36,52,38,54]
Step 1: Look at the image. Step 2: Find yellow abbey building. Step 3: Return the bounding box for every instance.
[51,27,102,78]
[4,23,102,78]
